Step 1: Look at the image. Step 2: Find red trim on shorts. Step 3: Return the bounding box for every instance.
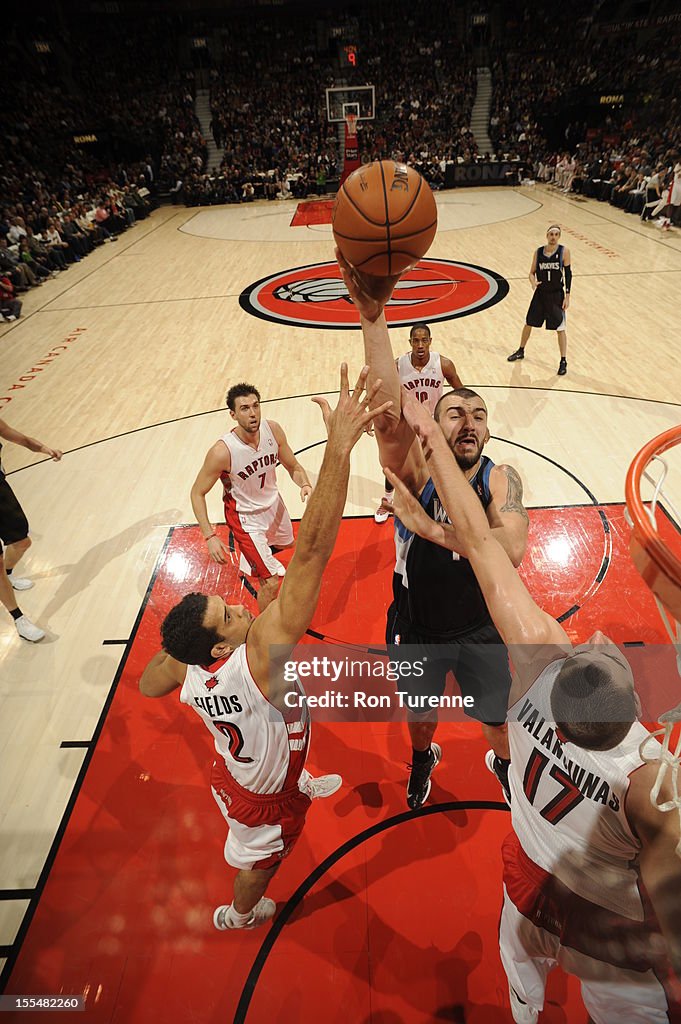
[503,831,681,997]
[223,491,271,580]
[211,758,311,870]
[282,728,310,791]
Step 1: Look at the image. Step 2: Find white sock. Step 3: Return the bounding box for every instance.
[228,905,253,925]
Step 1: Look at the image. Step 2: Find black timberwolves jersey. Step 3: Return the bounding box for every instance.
[392,456,495,638]
[535,244,565,291]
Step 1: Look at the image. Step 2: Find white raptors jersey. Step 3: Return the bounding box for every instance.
[508,658,657,919]
[397,351,445,415]
[220,419,280,513]
[179,644,310,794]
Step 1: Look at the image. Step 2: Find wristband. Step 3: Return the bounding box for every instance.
[204,533,217,542]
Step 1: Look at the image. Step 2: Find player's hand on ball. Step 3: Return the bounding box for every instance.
[206,534,230,564]
[336,248,402,322]
[300,484,313,502]
[312,363,392,453]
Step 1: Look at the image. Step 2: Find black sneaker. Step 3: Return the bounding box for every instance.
[406,742,441,809]
[557,357,567,376]
[507,348,525,362]
[485,750,511,806]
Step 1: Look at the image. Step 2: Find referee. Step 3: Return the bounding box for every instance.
[507,224,572,376]
[0,418,62,642]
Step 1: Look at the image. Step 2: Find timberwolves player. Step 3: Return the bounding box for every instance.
[338,249,529,810]
[507,225,572,376]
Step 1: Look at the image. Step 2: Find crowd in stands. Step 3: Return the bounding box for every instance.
[488,2,681,226]
[0,186,156,321]
[179,0,476,205]
[2,0,681,288]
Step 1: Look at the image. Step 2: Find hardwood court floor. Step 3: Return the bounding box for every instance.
[0,185,680,1019]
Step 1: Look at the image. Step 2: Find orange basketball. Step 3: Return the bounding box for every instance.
[332,160,438,276]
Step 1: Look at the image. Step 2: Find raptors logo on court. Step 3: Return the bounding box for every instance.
[239,258,509,330]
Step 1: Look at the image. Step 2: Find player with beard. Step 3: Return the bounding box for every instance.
[191,383,312,613]
[337,250,529,809]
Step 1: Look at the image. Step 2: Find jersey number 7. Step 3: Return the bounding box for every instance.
[523,748,584,825]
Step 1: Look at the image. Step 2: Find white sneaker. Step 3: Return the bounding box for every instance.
[298,769,342,799]
[374,495,393,524]
[509,985,539,1023]
[213,897,276,930]
[5,315,17,322]
[15,615,45,642]
[10,576,34,591]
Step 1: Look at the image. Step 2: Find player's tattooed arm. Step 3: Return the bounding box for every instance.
[499,465,529,523]
[487,465,529,567]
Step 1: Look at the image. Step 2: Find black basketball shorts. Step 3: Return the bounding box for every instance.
[385,605,512,726]
[526,288,566,331]
[0,474,30,550]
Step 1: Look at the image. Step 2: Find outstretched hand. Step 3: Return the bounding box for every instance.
[400,387,438,444]
[384,467,434,538]
[336,247,403,322]
[312,363,392,453]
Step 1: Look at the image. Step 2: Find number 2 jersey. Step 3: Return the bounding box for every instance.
[397,351,445,415]
[219,419,281,514]
[179,644,310,795]
[508,657,655,920]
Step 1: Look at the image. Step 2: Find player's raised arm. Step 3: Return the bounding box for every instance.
[336,249,426,493]
[247,365,391,704]
[396,388,568,691]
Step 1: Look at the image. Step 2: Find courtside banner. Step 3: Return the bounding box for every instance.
[239,258,509,329]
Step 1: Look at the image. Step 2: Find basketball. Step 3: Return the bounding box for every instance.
[332,160,438,276]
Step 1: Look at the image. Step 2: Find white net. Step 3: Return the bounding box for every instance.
[640,715,681,857]
[345,113,358,136]
[627,450,681,855]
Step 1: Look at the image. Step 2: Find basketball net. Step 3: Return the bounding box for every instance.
[627,451,681,855]
[341,112,360,185]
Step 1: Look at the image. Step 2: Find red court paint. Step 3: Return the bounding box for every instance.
[4,506,675,1022]
[290,200,335,227]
